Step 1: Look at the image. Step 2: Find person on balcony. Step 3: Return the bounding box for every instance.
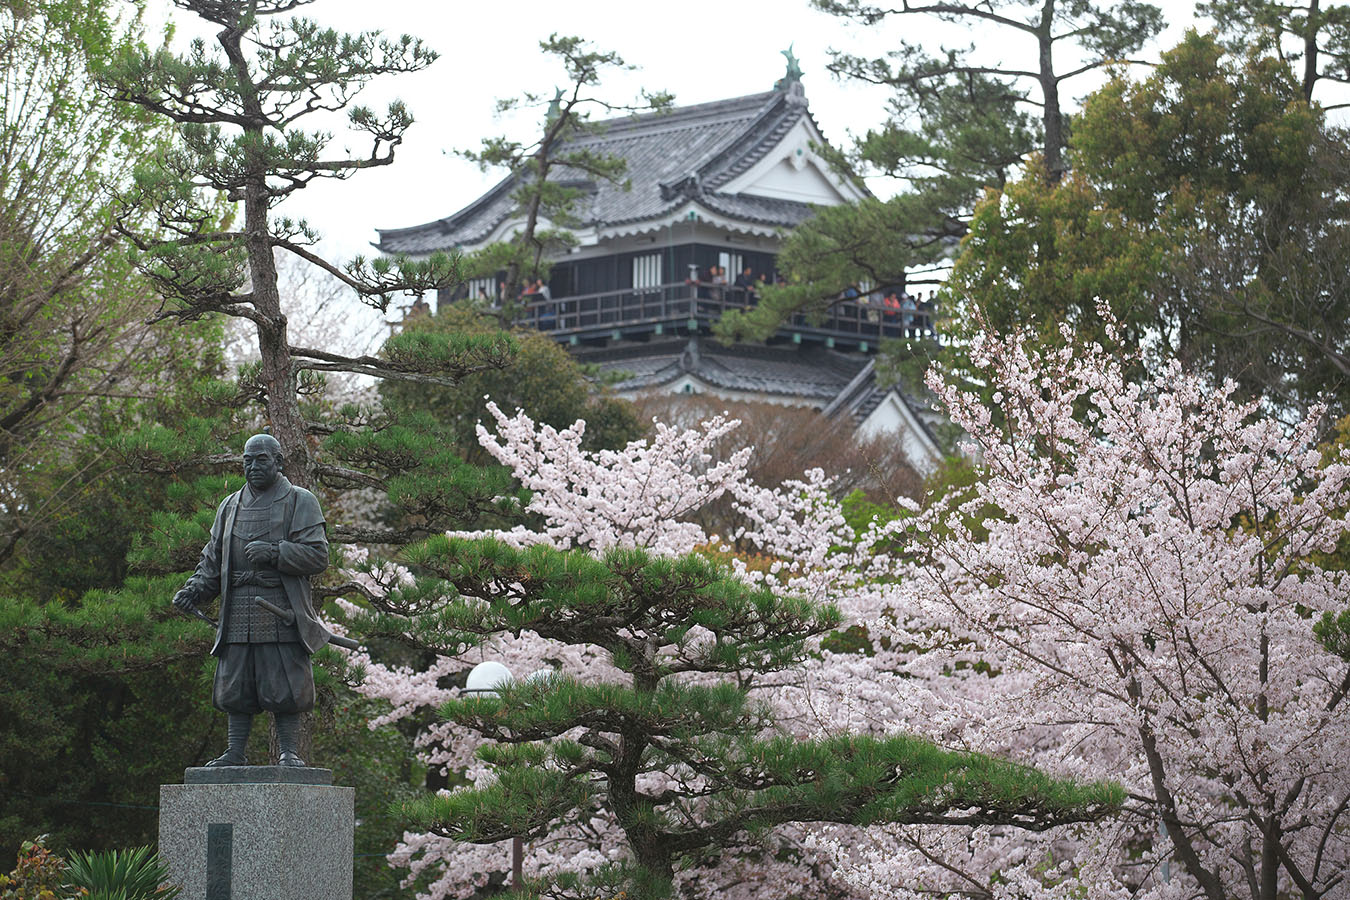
[920,291,936,337]
[710,265,728,302]
[865,287,884,324]
[883,292,902,336]
[901,292,917,338]
[733,266,756,304]
[695,266,715,301]
[530,279,555,329]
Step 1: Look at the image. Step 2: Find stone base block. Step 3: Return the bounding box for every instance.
[160,768,353,900]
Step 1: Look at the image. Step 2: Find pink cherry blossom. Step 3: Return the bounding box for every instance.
[344,322,1350,899]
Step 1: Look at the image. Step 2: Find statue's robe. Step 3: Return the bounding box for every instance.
[183,475,329,713]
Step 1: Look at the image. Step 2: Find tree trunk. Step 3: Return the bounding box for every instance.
[1039,0,1065,183]
[245,176,310,488]
[1303,0,1321,103]
[609,724,675,895]
[219,16,312,491]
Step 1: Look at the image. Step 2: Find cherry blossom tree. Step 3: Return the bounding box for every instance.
[340,317,1349,899]
[338,402,1115,899]
[829,322,1350,900]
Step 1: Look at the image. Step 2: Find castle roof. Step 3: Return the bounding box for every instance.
[579,338,866,403]
[377,82,840,255]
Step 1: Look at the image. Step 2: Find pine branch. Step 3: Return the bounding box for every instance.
[273,238,450,299]
[314,580,380,604]
[331,524,436,545]
[292,360,472,386]
[313,462,386,491]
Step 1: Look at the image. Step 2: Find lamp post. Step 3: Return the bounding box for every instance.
[462,660,552,890]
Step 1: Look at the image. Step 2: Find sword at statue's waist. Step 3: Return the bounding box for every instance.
[253,596,361,652]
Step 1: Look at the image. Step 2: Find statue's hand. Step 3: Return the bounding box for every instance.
[243,540,277,566]
[173,588,199,611]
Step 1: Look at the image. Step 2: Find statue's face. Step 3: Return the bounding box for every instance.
[242,438,281,491]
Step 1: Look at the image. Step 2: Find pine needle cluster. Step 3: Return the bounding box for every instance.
[387,539,1122,898]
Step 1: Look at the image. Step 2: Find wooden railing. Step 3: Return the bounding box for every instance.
[515,281,936,343]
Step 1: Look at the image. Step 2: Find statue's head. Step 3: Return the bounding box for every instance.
[242,433,283,492]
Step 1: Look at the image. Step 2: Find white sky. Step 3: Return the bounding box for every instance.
[147,0,1201,265]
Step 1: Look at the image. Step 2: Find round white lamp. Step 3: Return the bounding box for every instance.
[463,660,513,696]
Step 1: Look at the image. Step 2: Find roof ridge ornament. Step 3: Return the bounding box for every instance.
[775,44,803,91]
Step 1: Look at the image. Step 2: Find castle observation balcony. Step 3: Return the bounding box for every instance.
[514,281,937,352]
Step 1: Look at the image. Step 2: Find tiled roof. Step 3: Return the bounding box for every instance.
[584,339,867,402]
[821,358,942,446]
[377,84,819,255]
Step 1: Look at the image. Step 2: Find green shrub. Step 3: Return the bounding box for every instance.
[62,847,177,900]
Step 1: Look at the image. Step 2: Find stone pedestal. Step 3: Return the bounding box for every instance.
[160,767,353,900]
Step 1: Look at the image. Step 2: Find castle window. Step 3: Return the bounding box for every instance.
[633,253,662,291]
[718,251,743,281]
[465,276,496,304]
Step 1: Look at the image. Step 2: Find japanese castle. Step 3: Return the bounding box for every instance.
[377,64,942,472]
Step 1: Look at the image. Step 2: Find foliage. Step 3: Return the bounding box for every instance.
[0,0,203,567]
[0,582,217,862]
[1200,0,1350,105]
[946,31,1350,418]
[381,306,641,464]
[0,0,243,847]
[1315,607,1350,662]
[348,309,1350,898]
[342,402,1119,900]
[64,846,178,900]
[387,534,1118,900]
[457,34,671,313]
[718,0,1165,343]
[0,837,83,900]
[823,318,1350,899]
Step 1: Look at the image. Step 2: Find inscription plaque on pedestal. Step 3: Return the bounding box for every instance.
[159,767,353,900]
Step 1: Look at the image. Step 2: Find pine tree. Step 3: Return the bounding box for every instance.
[95,0,522,763]
[944,31,1350,417]
[99,0,513,494]
[1200,0,1350,106]
[378,529,1121,897]
[455,34,671,316]
[716,0,1166,343]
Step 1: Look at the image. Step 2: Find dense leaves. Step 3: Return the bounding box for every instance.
[381,307,641,465]
[385,540,1118,898]
[0,0,205,567]
[0,581,217,860]
[947,32,1350,417]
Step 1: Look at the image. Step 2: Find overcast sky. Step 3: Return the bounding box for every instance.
[147,0,1207,263]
